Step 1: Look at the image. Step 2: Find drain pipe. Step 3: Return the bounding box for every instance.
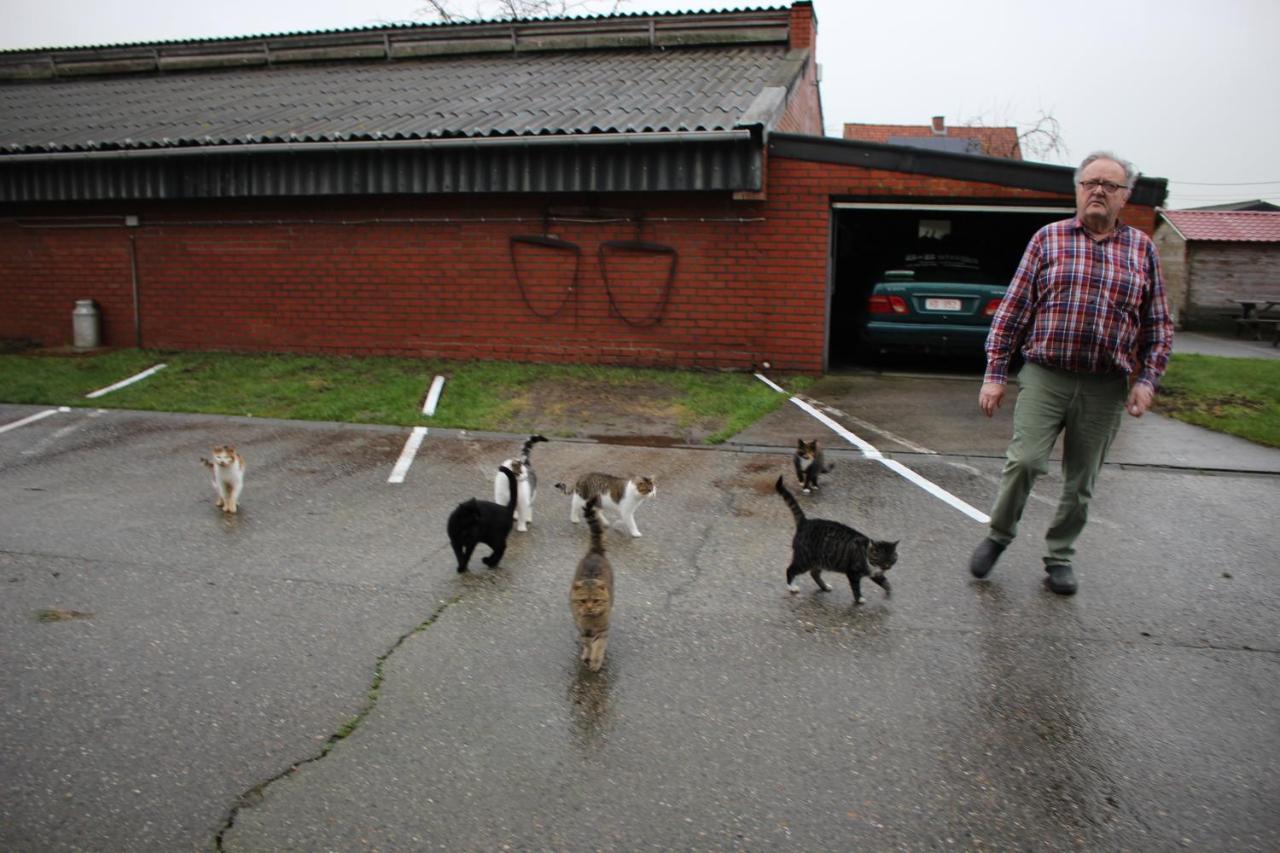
[126,215,141,347]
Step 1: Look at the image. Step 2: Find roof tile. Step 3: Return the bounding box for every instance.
[1161,210,1280,243]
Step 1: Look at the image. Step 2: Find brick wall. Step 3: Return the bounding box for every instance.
[0,157,1159,373]
[775,56,822,135]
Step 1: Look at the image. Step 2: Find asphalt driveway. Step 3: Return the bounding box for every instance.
[1,375,1277,850]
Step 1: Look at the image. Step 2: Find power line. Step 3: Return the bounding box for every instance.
[1168,179,1280,186]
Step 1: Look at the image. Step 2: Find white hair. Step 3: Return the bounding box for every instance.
[1074,151,1139,188]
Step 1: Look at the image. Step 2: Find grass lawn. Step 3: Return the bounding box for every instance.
[0,350,810,445]
[1154,354,1280,448]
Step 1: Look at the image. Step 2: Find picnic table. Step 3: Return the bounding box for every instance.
[1230,297,1280,346]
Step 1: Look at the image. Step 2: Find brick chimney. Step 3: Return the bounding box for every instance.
[931,115,946,135]
[788,1,816,51]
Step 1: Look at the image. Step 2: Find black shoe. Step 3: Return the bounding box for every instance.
[1045,564,1078,595]
[968,538,1005,578]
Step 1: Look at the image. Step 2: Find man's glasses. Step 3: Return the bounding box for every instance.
[1078,179,1129,194]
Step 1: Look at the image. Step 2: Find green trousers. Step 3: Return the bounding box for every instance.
[987,361,1127,567]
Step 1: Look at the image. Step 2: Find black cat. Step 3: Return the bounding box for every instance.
[775,476,897,603]
[448,466,518,572]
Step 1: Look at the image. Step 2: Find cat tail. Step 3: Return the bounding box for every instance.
[498,466,518,516]
[775,476,806,527]
[521,434,549,464]
[583,497,606,555]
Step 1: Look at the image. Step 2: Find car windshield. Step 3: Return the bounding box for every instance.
[880,253,1003,284]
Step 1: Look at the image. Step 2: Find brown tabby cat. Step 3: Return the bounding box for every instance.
[570,497,613,672]
[201,445,246,514]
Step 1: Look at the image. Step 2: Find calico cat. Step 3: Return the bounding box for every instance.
[570,497,613,672]
[794,438,835,494]
[448,466,518,572]
[494,434,548,533]
[775,476,897,604]
[557,472,656,538]
[201,445,246,514]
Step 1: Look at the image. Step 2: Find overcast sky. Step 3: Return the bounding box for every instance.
[1,0,1276,209]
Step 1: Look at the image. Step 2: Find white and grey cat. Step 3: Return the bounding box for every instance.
[557,472,656,538]
[494,435,548,532]
[201,445,246,514]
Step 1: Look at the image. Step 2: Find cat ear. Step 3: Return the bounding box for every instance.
[796,438,805,450]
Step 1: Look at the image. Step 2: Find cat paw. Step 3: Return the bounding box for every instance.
[802,488,812,495]
[787,583,800,594]
[630,531,642,538]
[854,596,866,605]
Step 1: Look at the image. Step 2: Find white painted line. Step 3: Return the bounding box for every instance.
[762,384,990,523]
[0,407,66,434]
[789,396,990,523]
[388,426,428,484]
[422,375,446,416]
[807,398,937,456]
[85,363,167,399]
[754,372,786,393]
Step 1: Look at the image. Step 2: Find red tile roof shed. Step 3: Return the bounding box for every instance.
[843,121,1022,159]
[1160,210,1280,243]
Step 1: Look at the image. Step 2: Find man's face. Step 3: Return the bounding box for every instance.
[1076,158,1131,233]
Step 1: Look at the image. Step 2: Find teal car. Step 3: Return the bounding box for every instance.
[858,267,1008,356]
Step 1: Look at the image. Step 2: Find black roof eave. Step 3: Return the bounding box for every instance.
[769,133,1168,208]
[0,130,763,201]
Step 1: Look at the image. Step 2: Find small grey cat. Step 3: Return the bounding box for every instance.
[775,476,897,604]
[794,438,835,494]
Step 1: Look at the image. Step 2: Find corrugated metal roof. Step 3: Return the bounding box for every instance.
[1160,210,1280,243]
[0,45,802,153]
[0,6,790,55]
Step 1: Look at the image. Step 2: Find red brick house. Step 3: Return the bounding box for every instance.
[843,116,1023,160]
[0,3,1165,372]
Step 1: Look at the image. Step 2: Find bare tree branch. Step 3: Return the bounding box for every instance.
[416,0,630,23]
[963,108,1069,162]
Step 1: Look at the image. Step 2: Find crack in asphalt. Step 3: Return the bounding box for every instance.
[213,592,462,851]
[663,476,740,611]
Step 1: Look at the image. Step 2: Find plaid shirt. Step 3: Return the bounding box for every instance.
[985,217,1173,388]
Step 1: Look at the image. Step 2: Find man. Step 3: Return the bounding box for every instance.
[967,151,1173,595]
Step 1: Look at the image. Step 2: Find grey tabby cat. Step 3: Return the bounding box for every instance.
[569,497,613,672]
[794,438,835,494]
[776,476,897,604]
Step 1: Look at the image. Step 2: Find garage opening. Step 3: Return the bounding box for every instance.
[829,203,1070,369]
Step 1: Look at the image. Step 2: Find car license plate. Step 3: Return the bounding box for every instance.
[925,298,962,311]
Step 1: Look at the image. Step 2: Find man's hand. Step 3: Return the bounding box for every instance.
[979,382,1005,418]
[1127,383,1154,417]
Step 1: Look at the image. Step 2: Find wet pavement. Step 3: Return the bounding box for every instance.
[2,354,1278,850]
